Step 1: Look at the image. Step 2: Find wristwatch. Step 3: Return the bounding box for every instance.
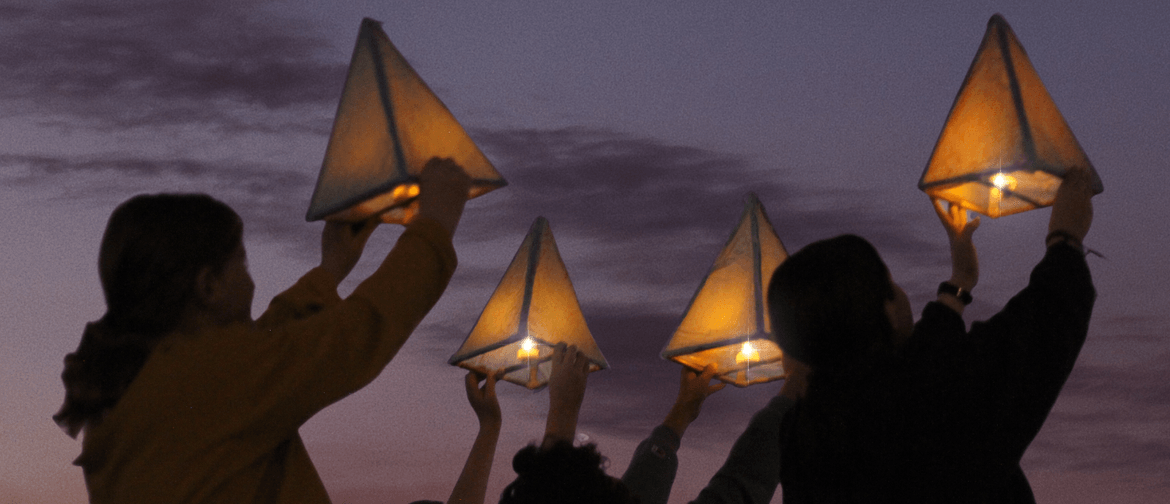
[937,281,973,305]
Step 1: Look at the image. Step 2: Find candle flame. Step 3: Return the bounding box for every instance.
[517,337,539,359]
[392,183,421,199]
[735,341,760,364]
[991,173,1017,190]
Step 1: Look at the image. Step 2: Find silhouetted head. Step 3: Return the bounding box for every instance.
[54,193,244,437]
[500,441,638,504]
[767,234,906,373]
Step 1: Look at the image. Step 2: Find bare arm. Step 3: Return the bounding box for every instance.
[541,344,590,450]
[931,199,980,315]
[447,371,502,504]
[661,365,725,439]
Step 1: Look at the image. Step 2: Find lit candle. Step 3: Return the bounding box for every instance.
[735,341,760,364]
[991,173,1017,191]
[517,337,539,359]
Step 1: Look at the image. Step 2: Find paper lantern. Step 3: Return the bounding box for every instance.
[918,14,1103,218]
[661,194,788,387]
[449,217,607,389]
[306,18,506,223]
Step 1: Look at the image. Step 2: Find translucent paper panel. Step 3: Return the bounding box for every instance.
[918,14,1102,218]
[662,194,789,387]
[671,337,784,388]
[306,18,506,223]
[449,218,607,389]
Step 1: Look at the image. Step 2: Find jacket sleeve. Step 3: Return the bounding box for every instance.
[690,395,794,504]
[907,242,1095,461]
[209,217,458,441]
[621,425,682,504]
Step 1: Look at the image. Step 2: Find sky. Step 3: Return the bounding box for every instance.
[1,0,1168,502]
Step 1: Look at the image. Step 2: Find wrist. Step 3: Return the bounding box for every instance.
[937,281,973,305]
[662,407,693,439]
[477,417,502,431]
[1046,229,1084,252]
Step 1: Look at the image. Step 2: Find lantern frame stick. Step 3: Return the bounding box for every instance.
[661,194,787,387]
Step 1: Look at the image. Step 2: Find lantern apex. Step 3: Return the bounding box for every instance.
[449,217,607,389]
[306,18,506,224]
[918,14,1102,218]
[661,194,788,387]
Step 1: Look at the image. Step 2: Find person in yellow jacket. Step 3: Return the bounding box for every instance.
[54,158,471,503]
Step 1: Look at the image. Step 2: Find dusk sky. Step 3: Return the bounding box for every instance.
[2,1,1168,503]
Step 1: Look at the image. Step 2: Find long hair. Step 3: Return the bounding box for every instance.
[767,235,904,500]
[53,193,242,438]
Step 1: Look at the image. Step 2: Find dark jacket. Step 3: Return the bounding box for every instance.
[780,242,1095,503]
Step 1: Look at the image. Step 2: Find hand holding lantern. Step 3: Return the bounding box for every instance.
[448,370,503,504]
[415,157,471,237]
[542,344,591,449]
[464,370,502,430]
[319,218,380,288]
[1048,165,1094,249]
[932,199,981,292]
[662,365,725,438]
[917,14,1103,218]
[306,18,505,225]
[448,218,608,390]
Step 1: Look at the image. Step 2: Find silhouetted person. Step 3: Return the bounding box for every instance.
[684,167,1095,503]
[500,344,724,504]
[54,158,471,503]
[763,166,1096,503]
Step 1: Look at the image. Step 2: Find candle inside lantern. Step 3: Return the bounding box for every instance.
[991,173,1017,191]
[392,183,420,200]
[517,337,539,359]
[735,341,760,364]
[989,172,1018,215]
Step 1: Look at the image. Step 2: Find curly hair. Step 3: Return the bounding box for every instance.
[53,193,242,438]
[500,441,638,504]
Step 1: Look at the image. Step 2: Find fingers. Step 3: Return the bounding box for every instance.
[465,369,486,396]
[552,343,589,372]
[465,369,500,400]
[682,364,726,396]
[1061,165,1093,198]
[699,364,718,380]
[931,198,960,235]
[931,198,949,224]
[963,215,981,237]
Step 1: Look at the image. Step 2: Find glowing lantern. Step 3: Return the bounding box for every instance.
[661,194,788,387]
[306,18,507,223]
[918,14,1103,218]
[449,217,608,389]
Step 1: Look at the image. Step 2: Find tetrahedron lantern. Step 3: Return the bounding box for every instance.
[661,194,788,387]
[918,14,1103,218]
[306,18,506,224]
[449,217,608,389]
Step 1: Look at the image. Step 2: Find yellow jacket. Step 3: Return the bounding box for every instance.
[76,218,457,503]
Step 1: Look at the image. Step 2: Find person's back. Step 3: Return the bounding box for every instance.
[767,167,1096,503]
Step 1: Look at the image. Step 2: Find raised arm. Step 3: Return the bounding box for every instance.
[1046,165,1093,250]
[909,166,1097,468]
[447,371,503,504]
[931,198,980,316]
[542,344,591,450]
[662,365,726,438]
[622,366,725,504]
